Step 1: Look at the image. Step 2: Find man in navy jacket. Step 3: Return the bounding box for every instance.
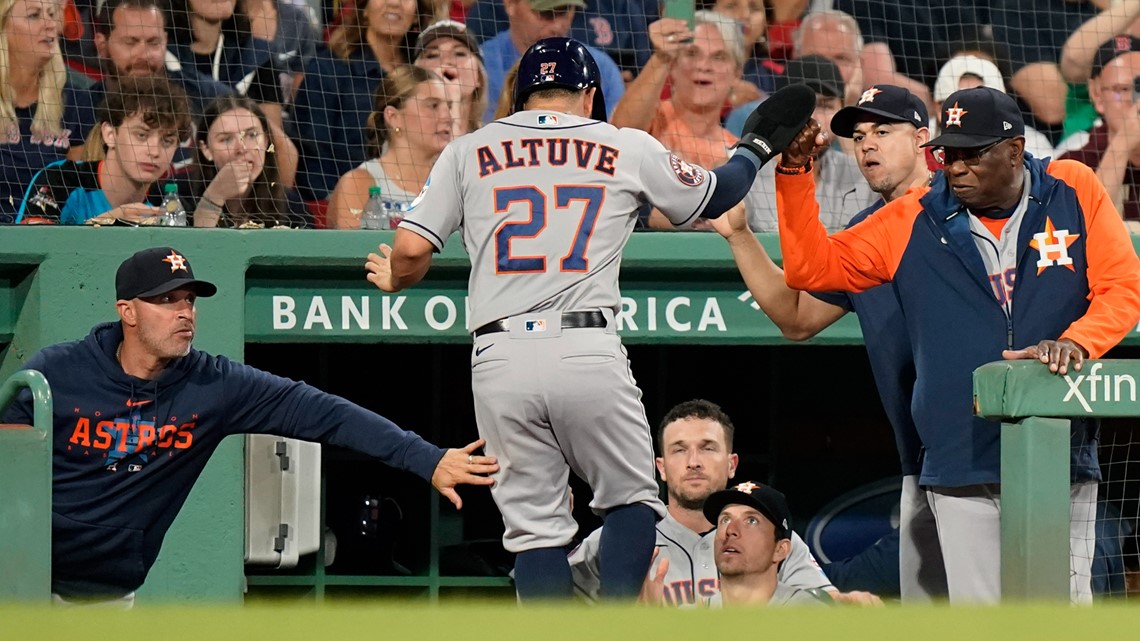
[2,246,498,603]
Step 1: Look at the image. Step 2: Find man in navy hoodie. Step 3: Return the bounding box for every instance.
[1,246,498,604]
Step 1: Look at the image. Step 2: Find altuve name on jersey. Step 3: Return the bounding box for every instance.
[477,138,620,178]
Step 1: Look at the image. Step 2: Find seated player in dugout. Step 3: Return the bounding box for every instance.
[699,482,832,607]
[16,76,191,225]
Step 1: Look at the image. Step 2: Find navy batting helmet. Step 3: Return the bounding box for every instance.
[513,37,606,121]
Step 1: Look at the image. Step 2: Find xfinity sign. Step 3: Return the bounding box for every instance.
[1061,363,1137,413]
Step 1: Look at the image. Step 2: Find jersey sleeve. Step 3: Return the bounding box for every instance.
[398,144,464,251]
[634,131,716,227]
[1050,160,1140,358]
[779,531,834,591]
[776,170,912,293]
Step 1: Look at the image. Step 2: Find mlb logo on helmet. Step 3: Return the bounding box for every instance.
[525,319,547,332]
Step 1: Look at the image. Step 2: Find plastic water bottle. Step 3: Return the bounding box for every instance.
[388,207,404,230]
[160,183,188,227]
[360,186,389,230]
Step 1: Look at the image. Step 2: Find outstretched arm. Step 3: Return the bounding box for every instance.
[709,203,848,340]
[365,229,436,292]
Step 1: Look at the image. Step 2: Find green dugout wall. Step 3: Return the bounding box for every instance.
[3,229,1139,602]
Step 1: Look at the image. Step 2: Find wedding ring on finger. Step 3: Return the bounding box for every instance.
[666,34,675,43]
[467,454,474,465]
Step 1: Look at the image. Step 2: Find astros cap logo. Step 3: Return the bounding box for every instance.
[858,87,882,104]
[163,251,189,273]
[945,102,968,127]
[733,481,760,494]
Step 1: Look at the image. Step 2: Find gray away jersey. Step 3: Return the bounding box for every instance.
[399,111,718,331]
[568,512,833,606]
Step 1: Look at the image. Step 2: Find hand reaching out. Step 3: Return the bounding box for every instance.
[431,438,499,509]
[365,243,397,292]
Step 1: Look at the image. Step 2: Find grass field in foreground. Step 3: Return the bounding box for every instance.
[3,602,1140,641]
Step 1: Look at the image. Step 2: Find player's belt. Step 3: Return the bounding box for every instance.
[472,311,607,338]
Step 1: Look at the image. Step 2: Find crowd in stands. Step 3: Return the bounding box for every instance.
[4,0,1140,231]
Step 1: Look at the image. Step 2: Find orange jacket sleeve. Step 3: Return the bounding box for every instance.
[1051,160,1140,358]
[776,169,919,293]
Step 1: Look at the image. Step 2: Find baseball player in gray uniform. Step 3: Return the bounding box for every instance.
[700,481,831,607]
[364,38,815,601]
[569,399,834,605]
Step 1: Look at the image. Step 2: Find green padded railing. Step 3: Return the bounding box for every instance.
[0,369,53,602]
[974,359,1140,601]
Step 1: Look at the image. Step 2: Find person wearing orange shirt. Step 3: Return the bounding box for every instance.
[775,86,1140,604]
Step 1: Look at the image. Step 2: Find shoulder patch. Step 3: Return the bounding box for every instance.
[669,153,706,187]
[409,176,430,210]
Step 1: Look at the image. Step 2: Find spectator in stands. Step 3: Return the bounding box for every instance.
[290,0,439,201]
[791,10,863,106]
[238,0,320,103]
[711,0,778,96]
[1059,0,1140,141]
[0,0,95,224]
[490,59,520,120]
[610,11,741,229]
[186,94,310,227]
[90,0,232,116]
[166,0,276,98]
[823,0,974,106]
[15,76,191,224]
[413,19,486,135]
[933,55,1055,160]
[1058,36,1140,230]
[478,0,624,124]
[742,57,876,233]
[990,0,1102,132]
[165,0,299,185]
[463,0,653,77]
[327,65,451,229]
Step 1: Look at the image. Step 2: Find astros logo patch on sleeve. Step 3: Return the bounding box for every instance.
[409,177,430,210]
[669,153,706,187]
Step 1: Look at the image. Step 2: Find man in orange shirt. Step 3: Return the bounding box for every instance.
[775,86,1140,604]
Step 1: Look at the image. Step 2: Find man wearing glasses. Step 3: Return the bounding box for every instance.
[773,86,1140,604]
[1059,34,1140,227]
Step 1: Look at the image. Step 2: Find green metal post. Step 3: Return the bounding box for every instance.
[999,417,1071,601]
[975,360,1140,602]
[0,369,53,602]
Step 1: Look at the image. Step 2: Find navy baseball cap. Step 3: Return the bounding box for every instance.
[703,481,792,540]
[1091,34,1140,79]
[780,55,845,100]
[923,86,1025,149]
[115,247,218,300]
[830,84,928,138]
